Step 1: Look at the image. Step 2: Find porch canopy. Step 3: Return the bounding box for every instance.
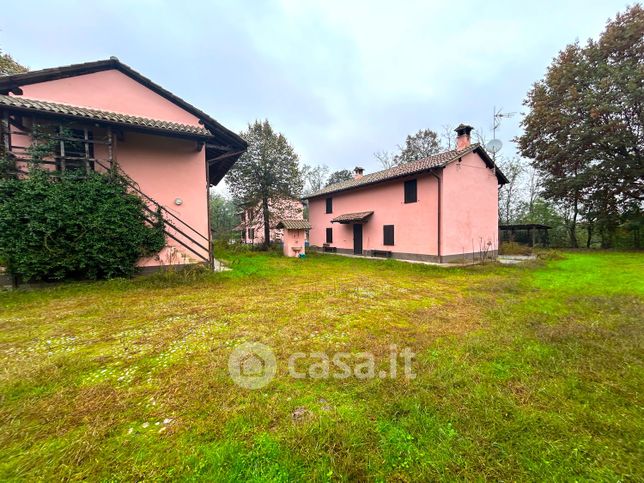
[331,211,374,224]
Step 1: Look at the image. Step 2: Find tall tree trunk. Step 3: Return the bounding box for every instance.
[262,196,271,250]
[634,226,640,250]
[586,223,593,248]
[600,227,607,249]
[569,195,579,248]
[601,226,614,249]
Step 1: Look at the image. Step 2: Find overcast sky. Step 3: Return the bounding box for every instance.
[1,0,631,182]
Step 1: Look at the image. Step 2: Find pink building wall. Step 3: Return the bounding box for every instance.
[309,174,438,256]
[441,152,499,257]
[111,133,209,266]
[282,229,306,257]
[9,69,210,267]
[17,70,201,126]
[308,151,499,262]
[240,197,304,245]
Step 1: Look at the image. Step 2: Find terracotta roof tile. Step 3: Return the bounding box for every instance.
[331,211,374,223]
[0,94,212,137]
[304,144,507,199]
[276,219,312,230]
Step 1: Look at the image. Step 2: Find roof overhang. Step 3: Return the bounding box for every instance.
[472,146,509,185]
[276,219,312,230]
[0,100,215,141]
[331,211,374,224]
[207,148,246,186]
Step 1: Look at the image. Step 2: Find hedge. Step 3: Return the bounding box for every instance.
[0,169,166,281]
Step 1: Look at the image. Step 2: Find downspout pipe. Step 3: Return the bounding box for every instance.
[429,168,443,263]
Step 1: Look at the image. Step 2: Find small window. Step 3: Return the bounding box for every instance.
[326,197,333,213]
[404,179,417,203]
[383,225,395,246]
[56,127,95,172]
[248,228,254,241]
[326,227,333,243]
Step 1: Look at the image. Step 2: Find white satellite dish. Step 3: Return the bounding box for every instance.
[486,139,503,154]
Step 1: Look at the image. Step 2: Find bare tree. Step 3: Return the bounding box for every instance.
[526,164,540,221]
[374,150,397,169]
[302,164,330,195]
[473,127,488,147]
[374,128,444,169]
[0,48,27,75]
[440,124,455,150]
[497,157,525,223]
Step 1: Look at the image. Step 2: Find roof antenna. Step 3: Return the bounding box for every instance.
[486,106,516,176]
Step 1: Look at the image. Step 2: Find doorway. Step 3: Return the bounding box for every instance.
[353,224,363,255]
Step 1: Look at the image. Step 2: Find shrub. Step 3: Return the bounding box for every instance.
[499,241,533,256]
[213,234,252,255]
[0,169,166,281]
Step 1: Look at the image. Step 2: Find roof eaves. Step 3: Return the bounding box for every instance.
[0,57,247,149]
[303,144,508,199]
[472,145,509,184]
[0,94,215,139]
[303,150,465,200]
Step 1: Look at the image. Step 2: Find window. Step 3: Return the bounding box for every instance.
[404,179,417,203]
[326,227,333,243]
[326,197,333,213]
[248,228,254,241]
[56,127,94,172]
[383,225,395,246]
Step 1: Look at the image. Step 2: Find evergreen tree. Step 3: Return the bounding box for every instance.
[226,120,303,248]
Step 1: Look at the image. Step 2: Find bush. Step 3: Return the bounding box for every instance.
[499,241,533,256]
[0,170,166,281]
[213,235,252,255]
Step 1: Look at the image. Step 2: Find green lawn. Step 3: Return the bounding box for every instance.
[0,251,642,481]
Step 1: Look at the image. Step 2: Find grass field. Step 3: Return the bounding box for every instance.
[0,251,642,481]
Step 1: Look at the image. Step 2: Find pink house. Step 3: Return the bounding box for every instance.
[304,125,508,263]
[0,57,246,269]
[236,196,304,245]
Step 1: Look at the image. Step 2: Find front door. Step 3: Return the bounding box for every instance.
[353,224,363,255]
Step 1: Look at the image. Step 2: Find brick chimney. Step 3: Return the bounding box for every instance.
[353,166,364,180]
[454,124,474,150]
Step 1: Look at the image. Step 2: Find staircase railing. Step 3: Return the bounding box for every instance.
[2,123,213,267]
[93,159,212,266]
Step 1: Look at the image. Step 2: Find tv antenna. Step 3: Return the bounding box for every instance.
[488,106,516,162]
